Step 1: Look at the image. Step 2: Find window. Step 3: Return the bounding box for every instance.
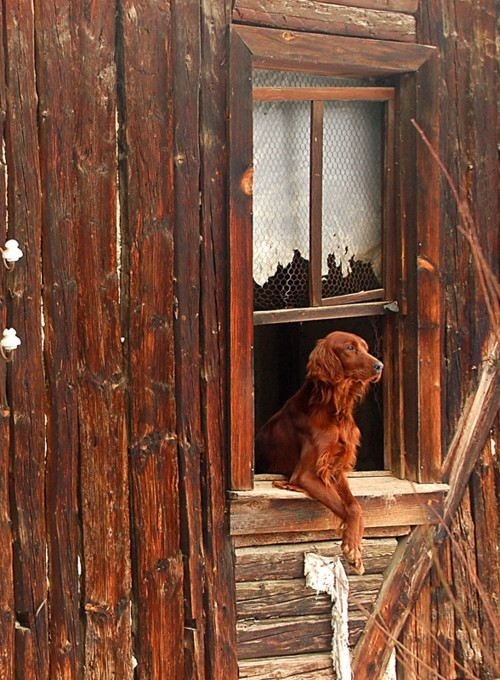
[229,25,438,492]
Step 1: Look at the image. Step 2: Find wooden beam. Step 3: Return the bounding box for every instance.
[320,0,419,12]
[234,25,435,79]
[233,0,417,43]
[351,340,499,678]
[253,300,395,324]
[254,87,395,102]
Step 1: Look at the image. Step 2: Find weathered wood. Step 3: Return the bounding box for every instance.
[238,612,366,659]
[439,0,498,433]
[236,574,383,619]
[230,477,448,536]
[239,652,334,679]
[34,2,82,676]
[351,341,499,678]
[414,0,443,483]
[429,542,456,679]
[73,4,132,676]
[171,1,208,677]
[119,2,183,678]
[0,4,14,674]
[234,25,435,78]
[232,525,410,547]
[254,300,396,325]
[198,1,240,677]
[235,538,398,581]
[5,3,48,677]
[233,0,417,43]
[229,29,254,490]
[320,0,418,11]
[469,437,500,677]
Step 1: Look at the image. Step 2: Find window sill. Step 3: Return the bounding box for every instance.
[229,473,448,540]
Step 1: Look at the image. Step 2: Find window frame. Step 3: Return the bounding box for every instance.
[229,25,438,491]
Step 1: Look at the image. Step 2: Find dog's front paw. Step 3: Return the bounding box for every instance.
[341,539,365,575]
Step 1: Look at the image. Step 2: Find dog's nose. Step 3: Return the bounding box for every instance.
[373,361,384,374]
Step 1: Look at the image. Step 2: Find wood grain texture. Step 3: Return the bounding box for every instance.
[73,4,132,676]
[34,2,82,676]
[199,1,240,676]
[4,2,48,677]
[239,653,334,679]
[230,478,447,536]
[229,29,254,490]
[119,2,183,678]
[320,0,418,11]
[234,24,435,78]
[235,538,397,581]
[233,0,416,42]
[0,3,14,674]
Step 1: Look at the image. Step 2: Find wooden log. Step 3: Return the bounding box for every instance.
[236,574,383,619]
[198,1,240,677]
[239,652,334,679]
[234,25,435,78]
[34,3,82,676]
[4,2,48,677]
[232,525,410,547]
[73,4,133,676]
[119,3,184,678]
[0,4,14,673]
[235,538,398,581]
[238,612,366,659]
[171,2,207,677]
[351,339,499,678]
[233,0,417,43]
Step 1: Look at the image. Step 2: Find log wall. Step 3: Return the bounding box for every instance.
[0,1,496,679]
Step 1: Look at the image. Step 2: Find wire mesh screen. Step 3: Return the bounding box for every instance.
[253,71,383,311]
[322,100,383,298]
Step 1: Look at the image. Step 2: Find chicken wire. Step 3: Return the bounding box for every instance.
[253,71,383,311]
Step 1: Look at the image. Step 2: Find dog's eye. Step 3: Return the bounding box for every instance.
[345,344,356,351]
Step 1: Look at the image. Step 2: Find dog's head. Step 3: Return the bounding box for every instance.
[306,331,383,384]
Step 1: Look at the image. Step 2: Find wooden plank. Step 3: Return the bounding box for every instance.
[230,478,447,536]
[238,612,366,659]
[351,339,499,678]
[119,2,183,678]
[198,1,240,677]
[430,542,455,679]
[414,3,443,483]
[468,438,500,677]
[73,4,132,676]
[232,525,410,547]
[233,0,416,43]
[235,538,398,581]
[234,25,435,78]
[229,29,254,490]
[309,100,323,307]
[236,574,383,619]
[239,652,334,679]
[4,3,48,677]
[171,2,207,677]
[34,3,81,677]
[0,3,14,673]
[254,87,395,102]
[319,0,418,11]
[253,299,395,324]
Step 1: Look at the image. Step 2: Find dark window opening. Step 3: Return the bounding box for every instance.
[254,317,385,473]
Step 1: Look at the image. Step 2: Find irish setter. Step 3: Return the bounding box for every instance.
[255,331,383,575]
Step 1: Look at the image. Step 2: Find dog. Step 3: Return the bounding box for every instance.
[255,331,383,574]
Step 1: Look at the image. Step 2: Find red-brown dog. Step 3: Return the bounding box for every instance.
[255,331,383,574]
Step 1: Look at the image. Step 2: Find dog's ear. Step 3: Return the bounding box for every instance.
[307,338,344,383]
